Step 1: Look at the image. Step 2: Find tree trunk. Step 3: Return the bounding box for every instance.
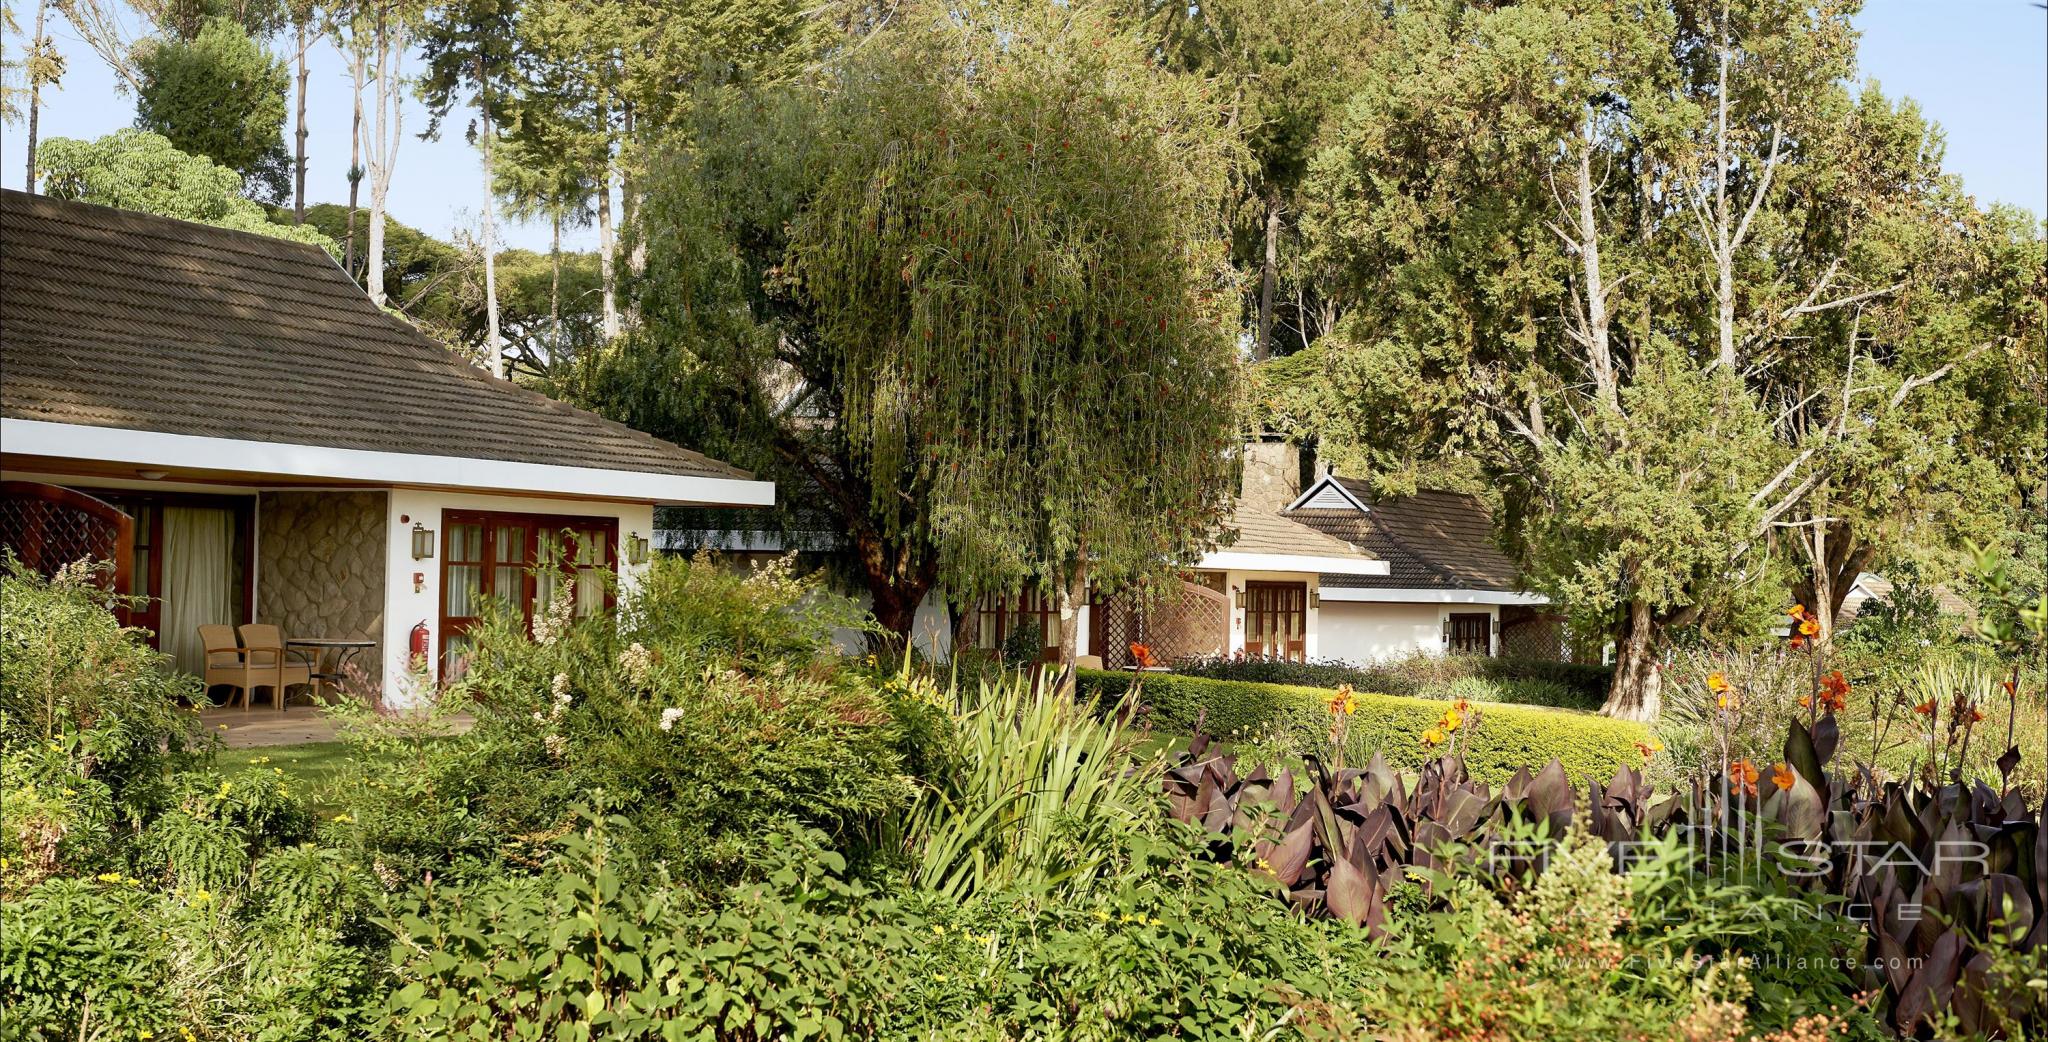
[549,210,562,369]
[366,2,398,307]
[1603,598,1663,722]
[1790,519,1871,640]
[1256,185,1279,361]
[622,103,645,277]
[292,19,310,223]
[597,147,619,339]
[1057,554,1087,668]
[24,0,46,192]
[476,68,503,380]
[343,33,366,277]
[852,527,937,655]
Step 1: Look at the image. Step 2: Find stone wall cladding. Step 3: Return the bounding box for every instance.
[257,491,388,691]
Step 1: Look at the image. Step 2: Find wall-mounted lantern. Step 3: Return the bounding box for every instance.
[1309,591,1322,610]
[1233,587,1246,609]
[626,532,651,566]
[411,522,436,561]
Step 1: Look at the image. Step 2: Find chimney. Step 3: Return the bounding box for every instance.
[1240,436,1301,513]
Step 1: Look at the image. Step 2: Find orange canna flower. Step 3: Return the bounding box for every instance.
[1634,737,1665,760]
[1914,699,1937,716]
[1730,759,1761,797]
[1969,705,1985,723]
[1788,604,1807,620]
[1771,763,1797,791]
[1789,636,1806,650]
[2001,679,2017,697]
[1817,671,1851,712]
[1129,643,1155,669]
[1798,694,1813,709]
[1798,619,1820,637]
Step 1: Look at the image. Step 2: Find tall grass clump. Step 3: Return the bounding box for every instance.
[904,666,1158,900]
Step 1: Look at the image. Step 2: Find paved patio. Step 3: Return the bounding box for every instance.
[198,706,475,748]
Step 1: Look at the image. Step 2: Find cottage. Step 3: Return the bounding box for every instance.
[0,190,772,703]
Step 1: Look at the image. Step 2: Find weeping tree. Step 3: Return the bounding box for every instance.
[580,5,1244,651]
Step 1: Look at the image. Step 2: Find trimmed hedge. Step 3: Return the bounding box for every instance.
[1082,669,1648,783]
[1169,654,1613,712]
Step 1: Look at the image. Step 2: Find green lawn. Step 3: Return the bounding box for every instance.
[212,742,359,808]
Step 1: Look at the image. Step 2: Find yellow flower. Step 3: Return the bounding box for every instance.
[1439,708,1462,732]
[1421,728,1446,747]
[332,813,354,824]
[192,888,212,904]
[1325,683,1358,716]
[1706,671,1729,694]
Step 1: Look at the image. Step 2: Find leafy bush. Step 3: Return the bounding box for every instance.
[336,555,922,885]
[1,559,202,890]
[1080,669,1648,782]
[1172,651,1611,711]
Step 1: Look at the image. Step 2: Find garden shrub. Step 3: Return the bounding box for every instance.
[1079,669,1649,781]
[1,559,203,888]
[1172,651,1611,711]
[337,555,924,885]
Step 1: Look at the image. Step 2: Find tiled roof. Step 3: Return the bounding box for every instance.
[1285,478,1522,591]
[1220,501,1379,562]
[0,189,746,480]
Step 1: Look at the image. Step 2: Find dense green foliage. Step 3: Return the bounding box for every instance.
[37,129,337,254]
[1077,668,1648,782]
[9,553,2048,1038]
[1172,652,1612,710]
[133,16,292,201]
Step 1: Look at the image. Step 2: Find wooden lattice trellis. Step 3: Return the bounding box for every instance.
[0,481,132,591]
[1094,579,1229,669]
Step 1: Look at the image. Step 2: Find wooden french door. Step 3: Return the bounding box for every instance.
[439,510,617,679]
[1447,612,1492,656]
[1243,581,1307,662]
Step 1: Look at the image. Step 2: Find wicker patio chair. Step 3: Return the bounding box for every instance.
[237,624,314,712]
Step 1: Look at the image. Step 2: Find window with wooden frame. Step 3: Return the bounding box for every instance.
[1243,581,1307,662]
[440,510,617,680]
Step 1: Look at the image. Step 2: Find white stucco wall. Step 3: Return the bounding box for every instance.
[1316,600,1500,663]
[827,590,955,661]
[381,489,656,705]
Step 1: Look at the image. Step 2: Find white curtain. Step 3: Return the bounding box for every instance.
[161,506,235,676]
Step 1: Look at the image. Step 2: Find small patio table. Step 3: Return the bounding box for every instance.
[286,637,376,705]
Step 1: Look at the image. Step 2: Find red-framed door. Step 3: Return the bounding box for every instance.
[439,510,617,680]
[1243,581,1307,662]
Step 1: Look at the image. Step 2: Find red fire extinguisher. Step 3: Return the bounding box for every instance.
[409,620,430,665]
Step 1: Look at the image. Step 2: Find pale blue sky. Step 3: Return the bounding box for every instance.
[8,0,2044,253]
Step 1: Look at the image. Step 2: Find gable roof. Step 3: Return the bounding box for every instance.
[1198,500,1387,576]
[0,190,756,497]
[1284,476,1524,592]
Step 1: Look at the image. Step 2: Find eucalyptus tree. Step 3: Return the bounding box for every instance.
[416,0,517,376]
[282,0,333,222]
[581,6,1244,651]
[1115,0,1381,360]
[1300,0,2031,719]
